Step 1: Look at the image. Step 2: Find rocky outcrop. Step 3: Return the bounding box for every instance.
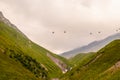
[0,11,28,38]
[47,53,68,73]
[0,11,17,29]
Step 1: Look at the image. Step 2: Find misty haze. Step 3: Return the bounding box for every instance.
[0,0,120,80]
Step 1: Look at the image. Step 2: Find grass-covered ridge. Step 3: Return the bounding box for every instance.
[60,39,120,80]
[69,52,96,67]
[0,18,68,79]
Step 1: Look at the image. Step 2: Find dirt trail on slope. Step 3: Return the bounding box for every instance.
[103,61,120,74]
[83,54,102,67]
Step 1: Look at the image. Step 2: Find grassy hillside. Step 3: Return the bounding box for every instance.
[0,18,68,79]
[69,52,96,67]
[60,39,120,80]
[0,50,38,80]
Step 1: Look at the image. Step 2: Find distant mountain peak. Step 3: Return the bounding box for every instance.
[61,33,120,58]
[0,11,17,29]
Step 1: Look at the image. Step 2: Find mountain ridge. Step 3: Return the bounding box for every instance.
[60,39,120,80]
[0,11,69,79]
[0,11,29,39]
[0,11,18,29]
[61,33,120,58]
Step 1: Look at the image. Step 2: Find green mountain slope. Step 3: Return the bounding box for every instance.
[60,39,120,80]
[0,12,68,79]
[0,51,38,80]
[69,52,96,67]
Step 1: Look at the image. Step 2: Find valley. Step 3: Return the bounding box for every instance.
[1,11,120,80]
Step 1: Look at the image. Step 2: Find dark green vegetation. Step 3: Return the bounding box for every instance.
[0,49,38,80]
[8,49,48,79]
[0,15,69,79]
[60,39,120,80]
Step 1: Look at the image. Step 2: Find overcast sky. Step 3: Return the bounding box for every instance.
[0,0,120,54]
